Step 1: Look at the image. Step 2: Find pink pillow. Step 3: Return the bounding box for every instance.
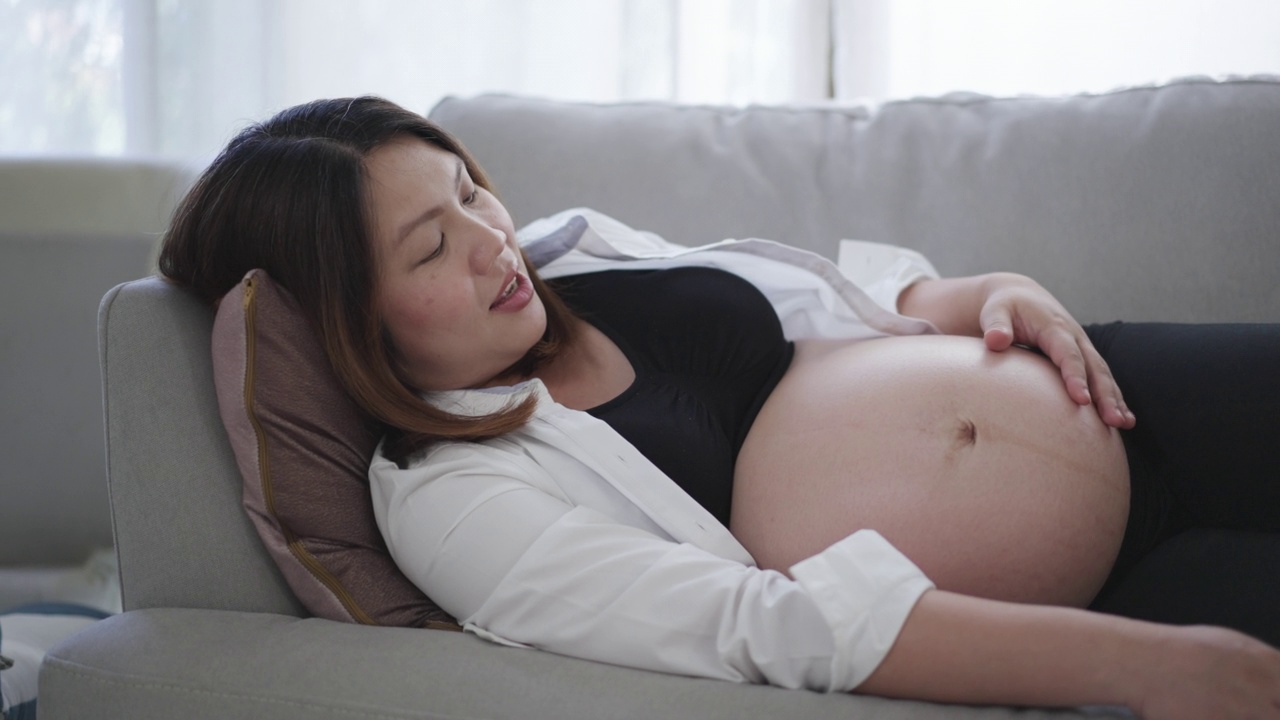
[211,269,459,630]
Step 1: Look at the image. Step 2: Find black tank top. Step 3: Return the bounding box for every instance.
[549,267,794,525]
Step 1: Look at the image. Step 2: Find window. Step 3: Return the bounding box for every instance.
[3,0,1276,158]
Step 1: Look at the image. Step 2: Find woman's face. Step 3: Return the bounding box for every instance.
[366,136,545,391]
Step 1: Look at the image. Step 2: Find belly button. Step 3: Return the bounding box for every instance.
[943,418,978,464]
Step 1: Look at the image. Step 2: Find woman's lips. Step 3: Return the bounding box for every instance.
[490,272,533,312]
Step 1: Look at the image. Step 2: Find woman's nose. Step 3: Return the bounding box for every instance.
[468,216,507,273]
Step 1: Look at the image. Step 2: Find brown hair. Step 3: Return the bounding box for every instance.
[159,96,578,463]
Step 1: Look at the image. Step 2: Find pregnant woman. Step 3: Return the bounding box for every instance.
[159,96,1280,718]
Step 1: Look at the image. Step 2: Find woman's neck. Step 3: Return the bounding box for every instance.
[533,316,635,411]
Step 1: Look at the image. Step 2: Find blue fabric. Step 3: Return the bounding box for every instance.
[7,698,36,720]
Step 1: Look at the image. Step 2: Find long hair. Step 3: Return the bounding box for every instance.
[159,96,578,463]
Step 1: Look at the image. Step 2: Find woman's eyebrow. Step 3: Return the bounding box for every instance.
[393,158,463,249]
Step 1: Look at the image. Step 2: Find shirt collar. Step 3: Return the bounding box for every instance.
[420,378,552,417]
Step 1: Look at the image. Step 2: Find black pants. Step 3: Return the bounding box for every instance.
[1083,322,1280,647]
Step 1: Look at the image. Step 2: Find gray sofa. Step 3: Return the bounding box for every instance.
[0,158,192,578]
[40,76,1280,719]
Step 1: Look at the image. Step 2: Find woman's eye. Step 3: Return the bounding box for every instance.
[463,189,478,205]
[419,236,445,265]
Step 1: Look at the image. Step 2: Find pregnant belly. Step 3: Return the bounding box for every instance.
[731,334,1130,608]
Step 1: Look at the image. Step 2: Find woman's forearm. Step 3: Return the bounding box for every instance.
[856,590,1280,717]
[857,590,1141,708]
[896,273,1010,336]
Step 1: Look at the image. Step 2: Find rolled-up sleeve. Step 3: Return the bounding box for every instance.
[371,444,934,692]
[837,239,940,315]
[790,531,937,688]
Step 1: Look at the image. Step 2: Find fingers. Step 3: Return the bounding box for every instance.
[1144,626,1280,720]
[1039,326,1093,406]
[1082,342,1137,429]
[1033,322,1137,429]
[983,325,1014,351]
[976,277,1136,429]
[979,304,1015,352]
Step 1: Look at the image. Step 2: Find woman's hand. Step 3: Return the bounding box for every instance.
[978,273,1135,429]
[1131,625,1280,720]
[857,590,1280,719]
[898,272,1135,429]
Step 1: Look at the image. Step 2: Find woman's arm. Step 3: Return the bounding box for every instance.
[374,444,1280,715]
[859,590,1280,719]
[373,442,933,691]
[897,272,1135,429]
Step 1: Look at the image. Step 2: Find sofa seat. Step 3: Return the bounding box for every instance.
[41,608,1129,719]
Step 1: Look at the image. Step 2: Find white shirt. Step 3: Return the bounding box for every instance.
[370,209,942,691]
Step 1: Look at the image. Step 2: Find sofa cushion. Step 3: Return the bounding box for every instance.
[210,269,458,629]
[45,609,1113,720]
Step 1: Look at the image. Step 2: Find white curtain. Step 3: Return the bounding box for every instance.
[0,0,829,158]
[833,0,1280,102]
[2,0,1276,158]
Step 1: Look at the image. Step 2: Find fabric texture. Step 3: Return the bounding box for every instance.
[1083,322,1280,647]
[210,269,458,629]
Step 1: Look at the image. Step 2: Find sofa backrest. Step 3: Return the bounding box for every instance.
[99,78,1279,615]
[429,77,1280,325]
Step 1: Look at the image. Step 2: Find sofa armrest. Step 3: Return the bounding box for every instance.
[38,609,1129,720]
